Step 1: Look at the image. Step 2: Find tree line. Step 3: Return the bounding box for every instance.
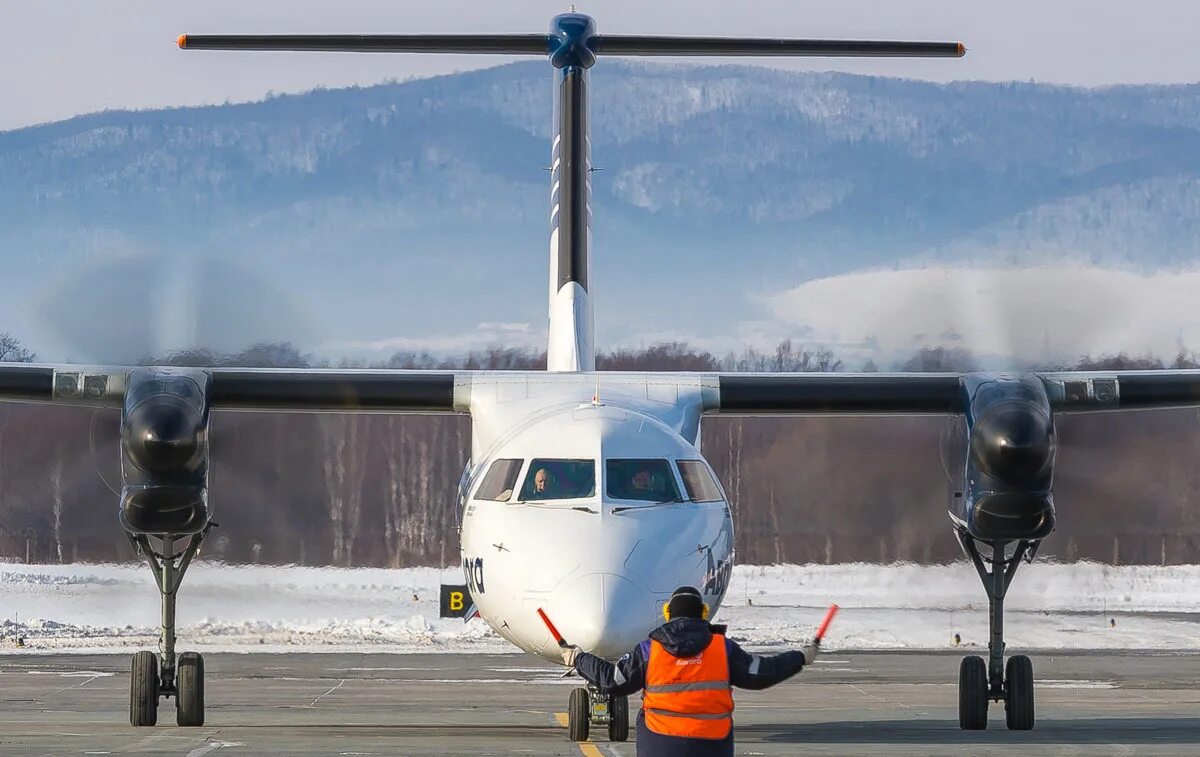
[1,333,1199,566]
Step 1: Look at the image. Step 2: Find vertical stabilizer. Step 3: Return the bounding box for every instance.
[546,14,595,373]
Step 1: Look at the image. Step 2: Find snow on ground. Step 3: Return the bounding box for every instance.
[1,562,1199,654]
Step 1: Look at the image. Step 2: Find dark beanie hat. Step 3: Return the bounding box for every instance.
[667,586,705,619]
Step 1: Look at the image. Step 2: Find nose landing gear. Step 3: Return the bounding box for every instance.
[127,530,209,727]
[956,532,1037,731]
[567,684,629,742]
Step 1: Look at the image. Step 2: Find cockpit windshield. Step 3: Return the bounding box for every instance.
[606,459,681,503]
[520,459,596,501]
[677,460,724,502]
[475,459,523,502]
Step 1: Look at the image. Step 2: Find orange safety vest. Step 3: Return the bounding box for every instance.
[642,633,734,739]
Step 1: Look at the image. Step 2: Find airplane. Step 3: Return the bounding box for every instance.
[1,9,1197,741]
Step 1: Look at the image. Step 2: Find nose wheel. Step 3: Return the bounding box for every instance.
[607,691,629,742]
[127,530,208,727]
[568,687,589,741]
[1004,655,1035,730]
[567,684,628,742]
[955,533,1037,731]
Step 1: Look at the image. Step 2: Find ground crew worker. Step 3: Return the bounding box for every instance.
[563,585,817,756]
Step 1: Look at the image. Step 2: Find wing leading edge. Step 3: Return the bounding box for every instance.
[710,370,1200,415]
[0,364,464,413]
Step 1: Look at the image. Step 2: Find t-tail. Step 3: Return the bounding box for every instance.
[178,13,965,373]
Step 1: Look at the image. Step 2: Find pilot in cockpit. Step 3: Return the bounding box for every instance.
[630,469,654,493]
[531,467,554,499]
[630,468,668,499]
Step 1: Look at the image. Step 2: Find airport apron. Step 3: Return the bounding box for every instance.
[642,634,734,739]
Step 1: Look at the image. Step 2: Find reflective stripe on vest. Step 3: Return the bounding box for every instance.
[642,633,734,740]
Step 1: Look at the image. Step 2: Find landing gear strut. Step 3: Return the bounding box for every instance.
[956,532,1036,731]
[127,528,209,727]
[567,683,629,742]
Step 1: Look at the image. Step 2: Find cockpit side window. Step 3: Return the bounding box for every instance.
[606,459,681,503]
[475,459,523,502]
[677,460,724,502]
[520,459,596,501]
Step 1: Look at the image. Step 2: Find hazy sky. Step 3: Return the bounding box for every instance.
[2,1,1200,131]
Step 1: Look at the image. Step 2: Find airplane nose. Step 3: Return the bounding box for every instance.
[550,572,658,659]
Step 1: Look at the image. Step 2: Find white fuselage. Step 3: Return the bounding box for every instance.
[454,373,733,662]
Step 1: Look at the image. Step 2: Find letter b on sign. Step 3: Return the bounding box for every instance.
[440,584,471,618]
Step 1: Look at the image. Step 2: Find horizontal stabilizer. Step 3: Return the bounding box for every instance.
[177,34,550,54]
[591,36,964,58]
[178,33,963,59]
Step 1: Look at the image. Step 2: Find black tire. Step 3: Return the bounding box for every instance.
[958,655,988,730]
[1005,655,1035,731]
[607,694,629,742]
[176,652,205,727]
[130,651,159,727]
[568,687,590,742]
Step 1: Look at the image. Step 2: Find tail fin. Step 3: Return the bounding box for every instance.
[179,15,964,374]
[547,19,595,372]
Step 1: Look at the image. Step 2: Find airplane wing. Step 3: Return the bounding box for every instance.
[0,364,465,412]
[712,373,964,414]
[8,364,1200,414]
[707,370,1200,415]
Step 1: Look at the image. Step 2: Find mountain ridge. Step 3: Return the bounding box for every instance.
[2,61,1199,362]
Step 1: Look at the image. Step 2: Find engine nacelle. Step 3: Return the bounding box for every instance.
[960,375,1056,541]
[120,368,211,535]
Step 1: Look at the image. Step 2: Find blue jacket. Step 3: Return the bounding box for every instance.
[574,617,808,757]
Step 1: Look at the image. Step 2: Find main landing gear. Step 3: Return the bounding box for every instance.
[956,532,1037,731]
[567,683,628,743]
[128,529,209,727]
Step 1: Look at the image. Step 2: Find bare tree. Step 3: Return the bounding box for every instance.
[0,333,34,363]
[50,451,65,564]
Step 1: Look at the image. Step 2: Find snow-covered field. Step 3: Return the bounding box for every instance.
[2,562,1199,654]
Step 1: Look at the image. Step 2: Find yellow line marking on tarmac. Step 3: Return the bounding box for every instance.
[554,713,605,756]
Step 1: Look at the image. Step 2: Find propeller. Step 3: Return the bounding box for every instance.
[850,266,1136,539]
[33,248,327,547]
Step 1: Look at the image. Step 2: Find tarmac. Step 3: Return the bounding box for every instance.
[1,650,1198,755]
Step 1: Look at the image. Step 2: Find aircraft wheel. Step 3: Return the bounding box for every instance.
[176,652,205,727]
[1004,655,1035,731]
[608,694,629,742]
[958,655,988,730]
[568,687,590,742]
[130,651,159,727]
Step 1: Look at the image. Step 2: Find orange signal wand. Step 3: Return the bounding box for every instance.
[814,603,839,644]
[537,608,569,648]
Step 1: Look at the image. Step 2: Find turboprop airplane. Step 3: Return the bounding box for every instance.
[3,10,1200,740]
